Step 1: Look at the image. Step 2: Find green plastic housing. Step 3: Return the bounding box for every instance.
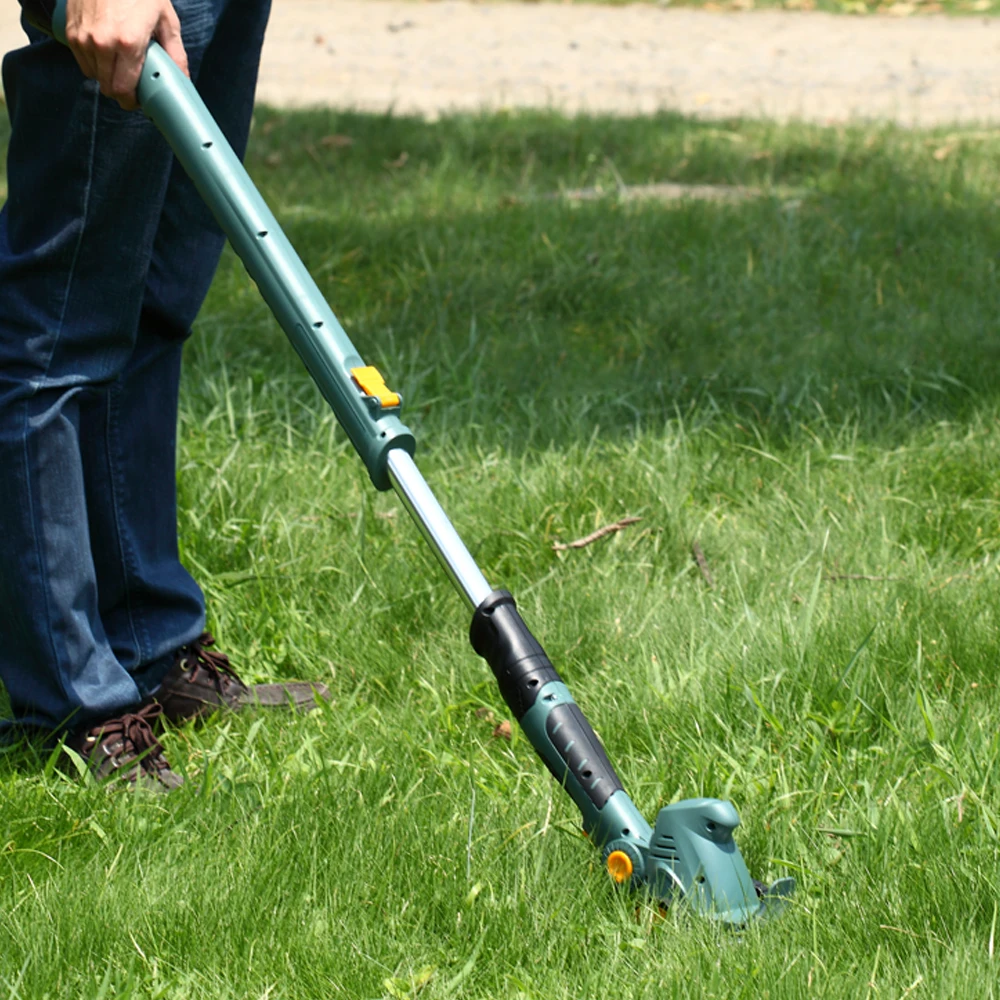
[134,42,414,490]
[520,682,652,846]
[522,682,765,923]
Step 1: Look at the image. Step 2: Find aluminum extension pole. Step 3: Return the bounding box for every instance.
[386,449,493,610]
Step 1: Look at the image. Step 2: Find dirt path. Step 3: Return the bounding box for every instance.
[3,2,999,125]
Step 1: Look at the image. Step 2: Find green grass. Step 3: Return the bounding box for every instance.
[3,109,1000,997]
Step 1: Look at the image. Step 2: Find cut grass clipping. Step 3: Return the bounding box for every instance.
[2,109,1000,998]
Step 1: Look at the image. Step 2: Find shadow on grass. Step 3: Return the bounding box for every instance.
[185,107,1000,454]
[2,105,992,450]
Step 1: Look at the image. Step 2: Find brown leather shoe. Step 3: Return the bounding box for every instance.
[148,633,330,725]
[67,703,183,791]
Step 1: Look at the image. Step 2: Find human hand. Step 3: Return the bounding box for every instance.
[64,0,189,110]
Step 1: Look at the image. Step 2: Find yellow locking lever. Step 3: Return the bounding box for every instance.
[350,366,401,409]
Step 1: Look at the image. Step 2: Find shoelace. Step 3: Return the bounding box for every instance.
[179,632,247,695]
[86,703,169,774]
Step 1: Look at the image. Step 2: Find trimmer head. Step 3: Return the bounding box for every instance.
[647,799,794,923]
[603,798,794,925]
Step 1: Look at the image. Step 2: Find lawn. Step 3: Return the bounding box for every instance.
[2,109,1000,997]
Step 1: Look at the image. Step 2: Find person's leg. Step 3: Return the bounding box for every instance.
[0,28,178,731]
[0,1,246,733]
[77,323,202,693]
[82,0,273,689]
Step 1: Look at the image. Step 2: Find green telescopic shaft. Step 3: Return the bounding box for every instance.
[134,45,415,491]
[28,0,416,490]
[134,45,416,490]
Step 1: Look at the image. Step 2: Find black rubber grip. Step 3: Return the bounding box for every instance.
[470,590,562,720]
[545,703,624,810]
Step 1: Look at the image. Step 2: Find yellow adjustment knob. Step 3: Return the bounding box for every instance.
[606,850,633,884]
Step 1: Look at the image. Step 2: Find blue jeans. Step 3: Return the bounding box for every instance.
[0,0,271,732]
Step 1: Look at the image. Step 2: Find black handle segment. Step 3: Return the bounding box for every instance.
[470,590,561,720]
[470,589,626,814]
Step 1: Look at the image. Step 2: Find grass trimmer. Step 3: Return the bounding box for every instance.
[23,0,794,924]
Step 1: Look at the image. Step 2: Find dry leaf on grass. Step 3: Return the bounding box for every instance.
[492,720,513,742]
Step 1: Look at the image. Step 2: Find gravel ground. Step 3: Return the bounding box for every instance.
[2,1,1000,125]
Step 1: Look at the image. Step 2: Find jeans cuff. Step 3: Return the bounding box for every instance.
[129,650,177,700]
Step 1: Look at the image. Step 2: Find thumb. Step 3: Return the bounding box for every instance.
[155,8,189,78]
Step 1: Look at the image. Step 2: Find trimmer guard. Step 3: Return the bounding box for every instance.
[644,800,795,923]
